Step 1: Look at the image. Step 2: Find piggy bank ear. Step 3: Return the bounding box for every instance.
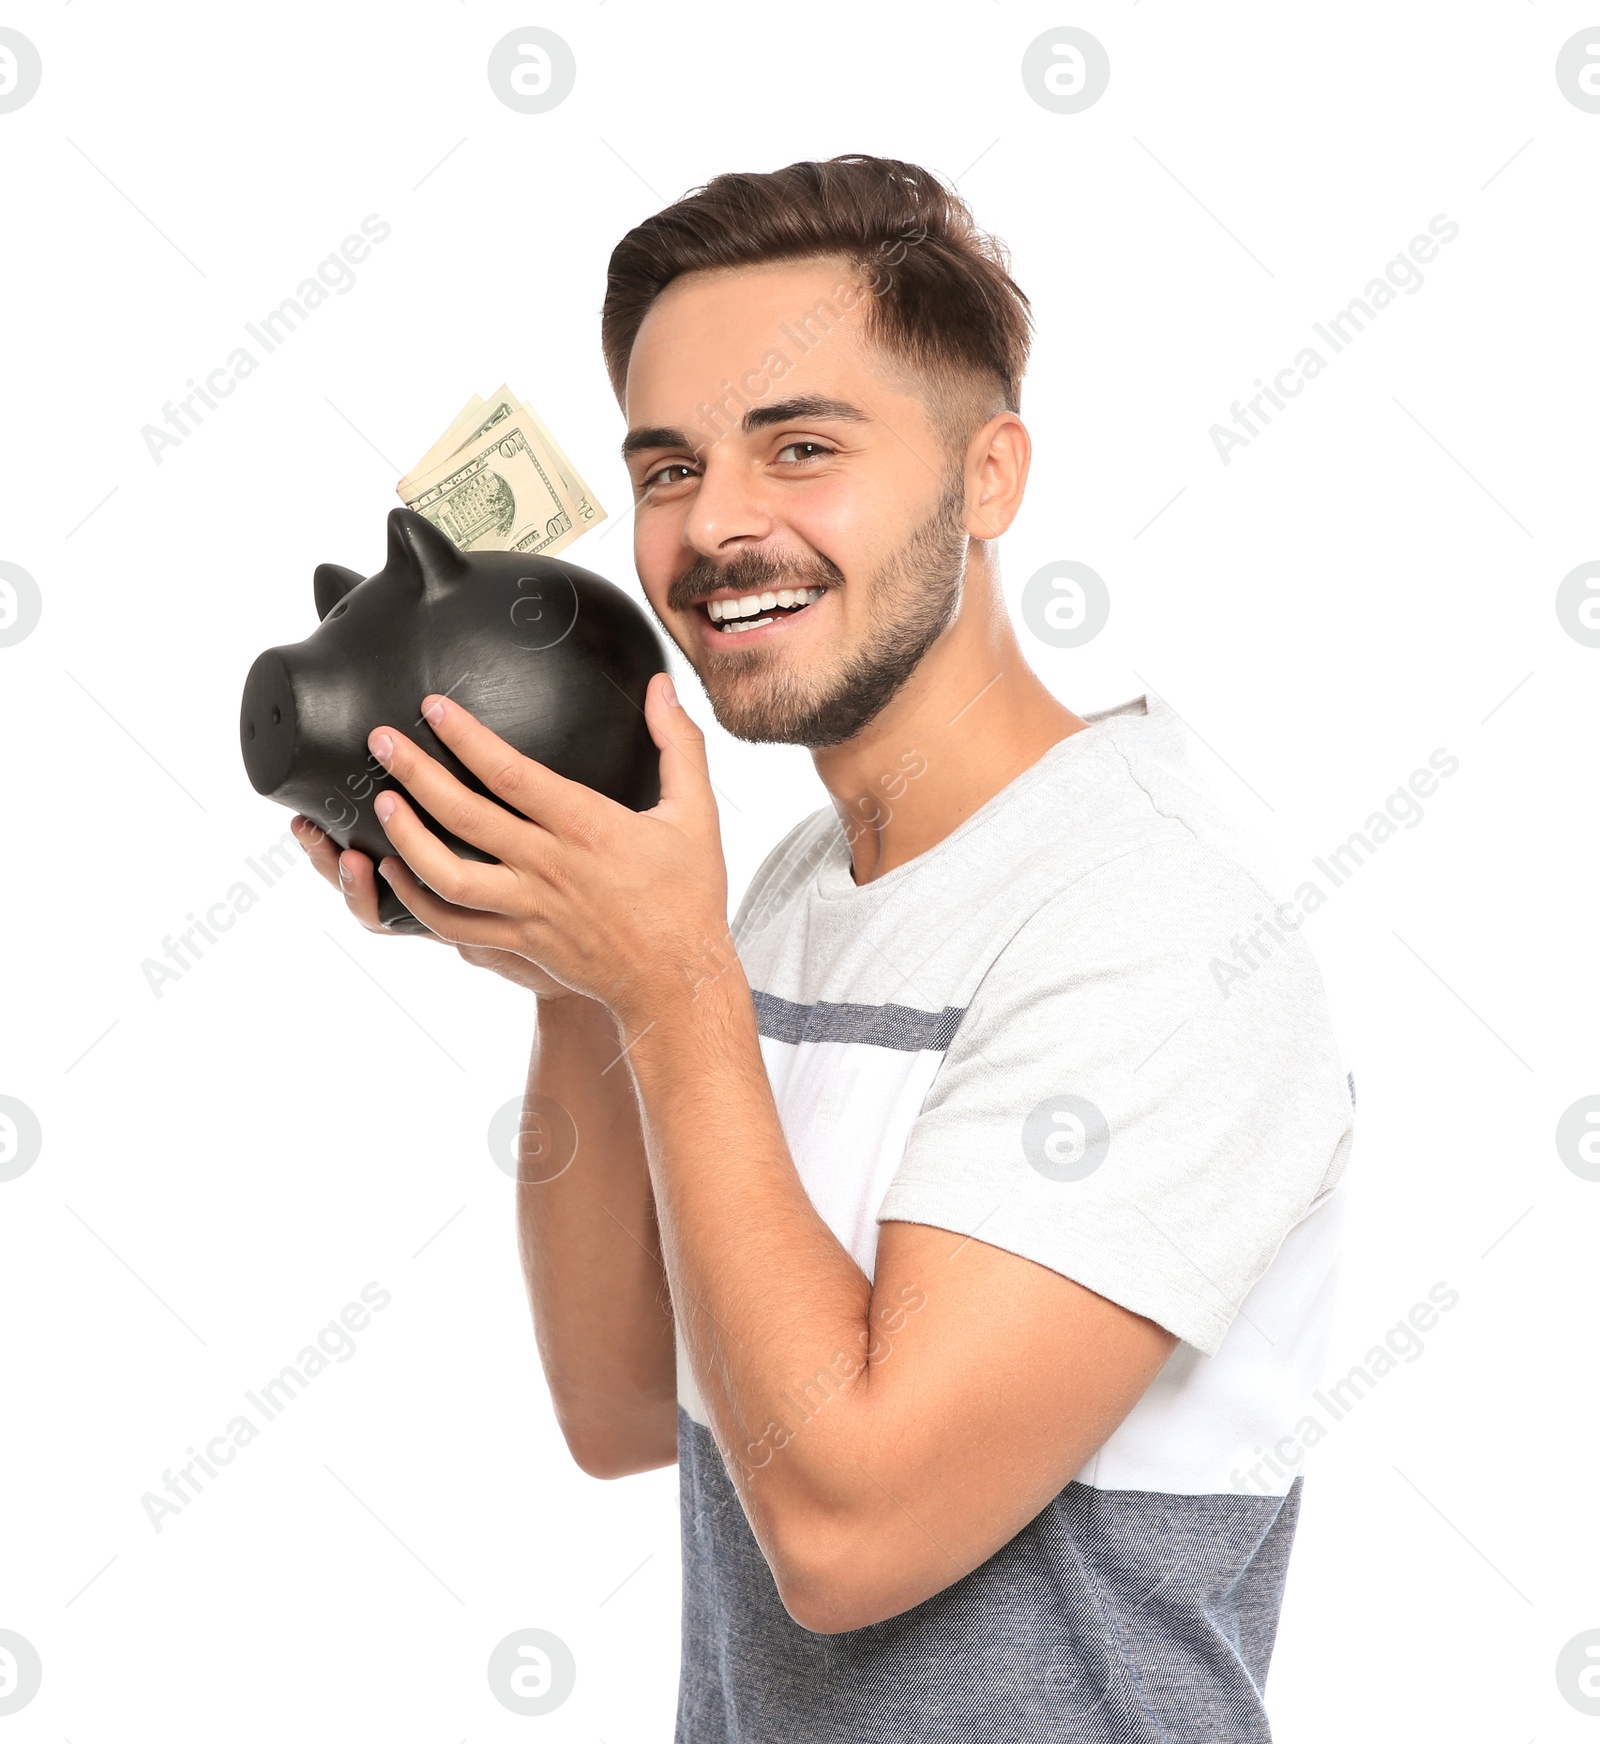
[313,563,364,620]
[386,507,466,598]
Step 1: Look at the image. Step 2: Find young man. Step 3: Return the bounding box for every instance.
[295,155,1354,1741]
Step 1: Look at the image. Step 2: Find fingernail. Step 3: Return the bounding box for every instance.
[421,696,444,725]
[377,858,396,884]
[375,792,396,823]
[663,674,678,706]
[369,729,394,762]
[338,854,356,883]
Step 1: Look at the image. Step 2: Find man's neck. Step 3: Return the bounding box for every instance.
[811,565,1088,886]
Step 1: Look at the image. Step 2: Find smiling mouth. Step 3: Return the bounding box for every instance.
[701,586,828,635]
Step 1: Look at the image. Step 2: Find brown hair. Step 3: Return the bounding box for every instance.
[600,154,1032,449]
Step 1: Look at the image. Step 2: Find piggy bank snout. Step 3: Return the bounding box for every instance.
[240,648,301,798]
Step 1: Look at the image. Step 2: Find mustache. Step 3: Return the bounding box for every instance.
[669,547,846,611]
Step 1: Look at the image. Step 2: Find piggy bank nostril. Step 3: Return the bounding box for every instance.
[240,647,298,797]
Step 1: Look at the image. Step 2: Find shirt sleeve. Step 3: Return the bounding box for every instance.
[876,839,1355,1355]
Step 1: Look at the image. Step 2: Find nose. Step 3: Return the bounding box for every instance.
[239,648,299,797]
[679,448,778,563]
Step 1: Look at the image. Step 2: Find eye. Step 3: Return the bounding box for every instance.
[774,441,834,466]
[642,461,697,490]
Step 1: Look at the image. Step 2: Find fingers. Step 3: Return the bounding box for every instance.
[644,672,715,820]
[368,715,536,863]
[291,815,342,886]
[377,855,526,949]
[333,845,392,932]
[373,787,523,915]
[291,815,399,934]
[413,694,608,839]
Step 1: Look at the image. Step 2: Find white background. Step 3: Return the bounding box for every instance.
[1,2,1595,1737]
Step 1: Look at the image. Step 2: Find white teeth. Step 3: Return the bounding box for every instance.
[720,615,774,634]
[707,586,825,622]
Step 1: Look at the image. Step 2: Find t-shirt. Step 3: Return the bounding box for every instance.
[675,692,1355,1743]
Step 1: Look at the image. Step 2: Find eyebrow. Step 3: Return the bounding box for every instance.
[620,395,872,460]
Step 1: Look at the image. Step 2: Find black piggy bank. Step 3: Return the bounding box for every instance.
[241,507,669,933]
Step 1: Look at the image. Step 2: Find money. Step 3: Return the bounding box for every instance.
[400,393,488,481]
[396,385,606,558]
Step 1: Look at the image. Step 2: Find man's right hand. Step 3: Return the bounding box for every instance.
[290,814,574,999]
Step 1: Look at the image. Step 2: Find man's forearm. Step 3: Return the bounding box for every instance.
[619,964,885,1536]
[517,992,678,1478]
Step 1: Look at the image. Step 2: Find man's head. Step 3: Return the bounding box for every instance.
[603,156,1033,749]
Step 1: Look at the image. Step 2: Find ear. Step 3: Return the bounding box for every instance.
[385,507,466,598]
[313,563,364,620]
[966,411,1031,541]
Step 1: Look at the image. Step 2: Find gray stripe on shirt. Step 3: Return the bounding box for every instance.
[752,988,964,1053]
[676,1410,1299,1743]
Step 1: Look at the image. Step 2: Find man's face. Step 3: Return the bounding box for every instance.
[621,257,975,748]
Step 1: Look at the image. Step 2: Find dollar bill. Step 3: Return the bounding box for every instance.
[452,384,604,533]
[398,409,579,556]
[407,383,604,534]
[516,398,603,533]
[396,385,605,556]
[400,393,487,482]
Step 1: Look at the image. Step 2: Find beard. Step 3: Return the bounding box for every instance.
[665,472,970,748]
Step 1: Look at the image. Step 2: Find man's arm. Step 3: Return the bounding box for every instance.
[621,961,1177,1634]
[517,991,678,1477]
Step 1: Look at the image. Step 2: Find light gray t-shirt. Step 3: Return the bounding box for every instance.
[676,693,1355,1742]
